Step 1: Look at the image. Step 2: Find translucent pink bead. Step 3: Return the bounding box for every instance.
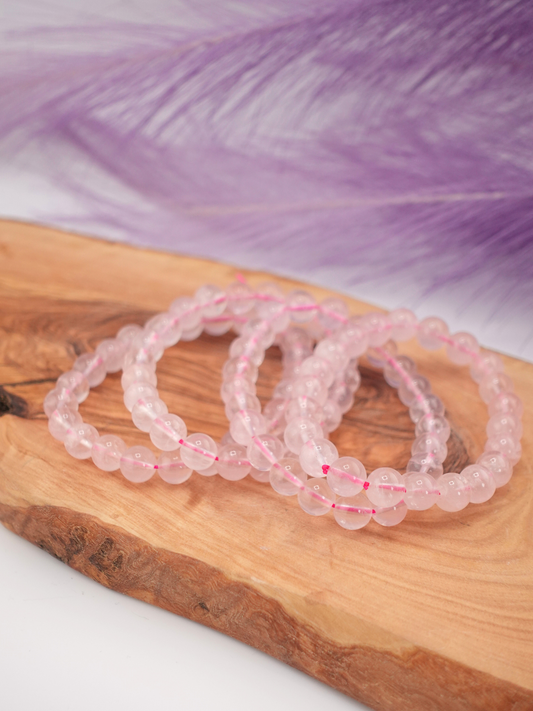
[297,478,335,516]
[43,388,78,418]
[121,363,157,391]
[180,433,218,472]
[48,405,82,442]
[479,372,514,404]
[299,356,335,387]
[476,451,512,488]
[486,412,522,440]
[130,330,164,363]
[195,284,227,318]
[470,351,505,384]
[403,472,438,510]
[286,289,317,323]
[485,434,521,464]
[366,468,404,507]
[120,445,156,483]
[230,409,267,445]
[336,319,368,358]
[157,449,192,485]
[199,461,219,477]
[204,315,233,336]
[149,413,187,451]
[367,340,398,368]
[292,375,328,406]
[269,458,307,496]
[317,297,349,331]
[299,438,339,477]
[389,308,418,342]
[398,374,431,406]
[285,396,322,422]
[487,392,523,418]
[411,434,447,464]
[255,281,285,314]
[446,332,479,366]
[73,353,107,388]
[328,380,354,414]
[327,456,366,497]
[91,434,127,471]
[180,322,204,341]
[217,443,251,481]
[96,338,127,373]
[131,397,168,432]
[333,493,373,530]
[117,323,143,346]
[415,413,451,443]
[226,281,255,315]
[417,316,449,350]
[169,295,202,330]
[383,355,417,388]
[246,435,284,471]
[229,336,265,367]
[344,361,361,393]
[284,417,323,454]
[222,356,258,382]
[56,370,90,403]
[64,423,98,459]
[373,501,408,527]
[273,379,296,399]
[220,377,256,403]
[241,318,276,349]
[320,399,342,433]
[144,312,182,348]
[436,473,470,511]
[460,464,495,504]
[359,312,391,347]
[314,339,348,370]
[256,296,290,332]
[409,394,445,423]
[249,467,270,483]
[406,452,444,478]
[225,392,262,420]
[124,382,158,412]
[262,397,288,435]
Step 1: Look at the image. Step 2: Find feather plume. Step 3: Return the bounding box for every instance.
[1,0,533,356]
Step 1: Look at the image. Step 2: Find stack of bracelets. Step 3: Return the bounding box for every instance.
[44,280,523,530]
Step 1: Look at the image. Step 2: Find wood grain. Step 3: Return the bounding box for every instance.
[0,219,532,711]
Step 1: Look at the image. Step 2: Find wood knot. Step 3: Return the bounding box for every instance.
[0,386,28,418]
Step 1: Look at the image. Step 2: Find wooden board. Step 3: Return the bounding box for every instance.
[0,219,532,711]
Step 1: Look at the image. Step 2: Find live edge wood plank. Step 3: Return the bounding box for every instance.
[0,219,532,711]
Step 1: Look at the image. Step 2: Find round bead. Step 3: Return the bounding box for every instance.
[285,396,322,422]
[262,397,288,435]
[314,339,348,370]
[230,409,267,445]
[56,370,90,404]
[157,450,192,485]
[217,443,251,481]
[48,405,82,442]
[317,297,349,331]
[224,392,262,420]
[180,433,218,472]
[144,312,182,348]
[328,380,355,414]
[411,434,447,464]
[204,315,233,336]
[222,357,258,382]
[299,356,335,388]
[199,461,219,477]
[73,353,107,388]
[220,377,256,403]
[446,332,479,366]
[64,423,99,459]
[476,451,512,488]
[409,394,445,423]
[333,493,373,530]
[389,308,418,342]
[195,284,227,318]
[241,319,276,349]
[117,323,143,346]
[299,438,339,477]
[229,336,265,367]
[91,434,127,471]
[120,445,157,483]
[366,468,404,507]
[131,397,168,432]
[246,435,284,471]
[298,478,335,516]
[180,322,204,341]
[43,387,78,418]
[130,330,164,363]
[124,382,158,412]
[320,399,342,433]
[415,413,451,443]
[403,472,438,510]
[284,417,323,454]
[373,501,408,527]
[367,340,398,368]
[479,373,514,404]
[460,464,496,504]
[336,319,369,358]
[121,363,157,391]
[292,375,328,406]
[436,473,470,511]
[327,457,366,497]
[398,374,431,406]
[169,296,202,330]
[484,433,521,464]
[486,412,523,440]
[149,413,187,451]
[226,281,255,315]
[470,352,505,384]
[487,392,523,419]
[359,312,391,347]
[417,316,449,350]
[269,458,307,496]
[406,452,444,478]
[383,355,416,388]
[249,467,270,483]
[96,338,127,373]
[286,289,317,323]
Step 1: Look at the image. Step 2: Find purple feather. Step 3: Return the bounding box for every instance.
[1,0,533,353]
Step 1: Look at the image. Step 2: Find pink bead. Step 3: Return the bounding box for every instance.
[373,501,408,527]
[64,423,99,459]
[241,318,276,349]
[121,364,157,391]
[383,355,416,388]
[479,372,514,404]
[317,297,349,331]
[485,434,521,465]
[298,477,335,516]
[48,405,82,442]
[487,392,523,419]
[246,434,284,471]
[204,315,233,336]
[284,417,323,454]
[144,312,182,348]
[285,396,322,422]
[157,450,192,485]
[149,413,187,451]
[230,409,267,445]
[436,473,470,511]
[269,458,307,496]
[56,370,90,403]
[367,340,398,368]
[255,282,285,315]
[123,382,158,412]
[299,356,335,387]
[336,319,369,358]
[417,316,449,350]
[230,336,266,368]
[327,456,366,497]
[226,281,255,315]
[398,374,431,406]
[389,308,418,342]
[224,392,262,420]
[169,295,202,330]
[292,375,328,405]
[320,399,342,433]
[117,323,143,346]
[249,467,270,483]
[273,379,296,399]
[486,412,523,440]
[359,312,391,347]
[333,493,373,530]
[130,329,164,363]
[328,380,355,414]
[222,356,258,382]
[366,468,404,507]
[476,451,512,488]
[461,464,496,504]
[96,338,127,373]
[180,322,204,341]
[406,452,444,478]
[262,397,288,435]
[314,338,349,370]
[91,434,127,471]
[220,377,256,403]
[43,388,78,418]
[409,394,445,423]
[131,397,168,432]
[446,332,479,366]
[217,443,251,481]
[470,351,505,384]
[415,413,451,443]
[180,433,218,472]
[200,461,219,477]
[403,472,438,510]
[286,289,317,323]
[120,445,156,483]
[195,284,227,318]
[411,434,447,464]
[299,438,339,477]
